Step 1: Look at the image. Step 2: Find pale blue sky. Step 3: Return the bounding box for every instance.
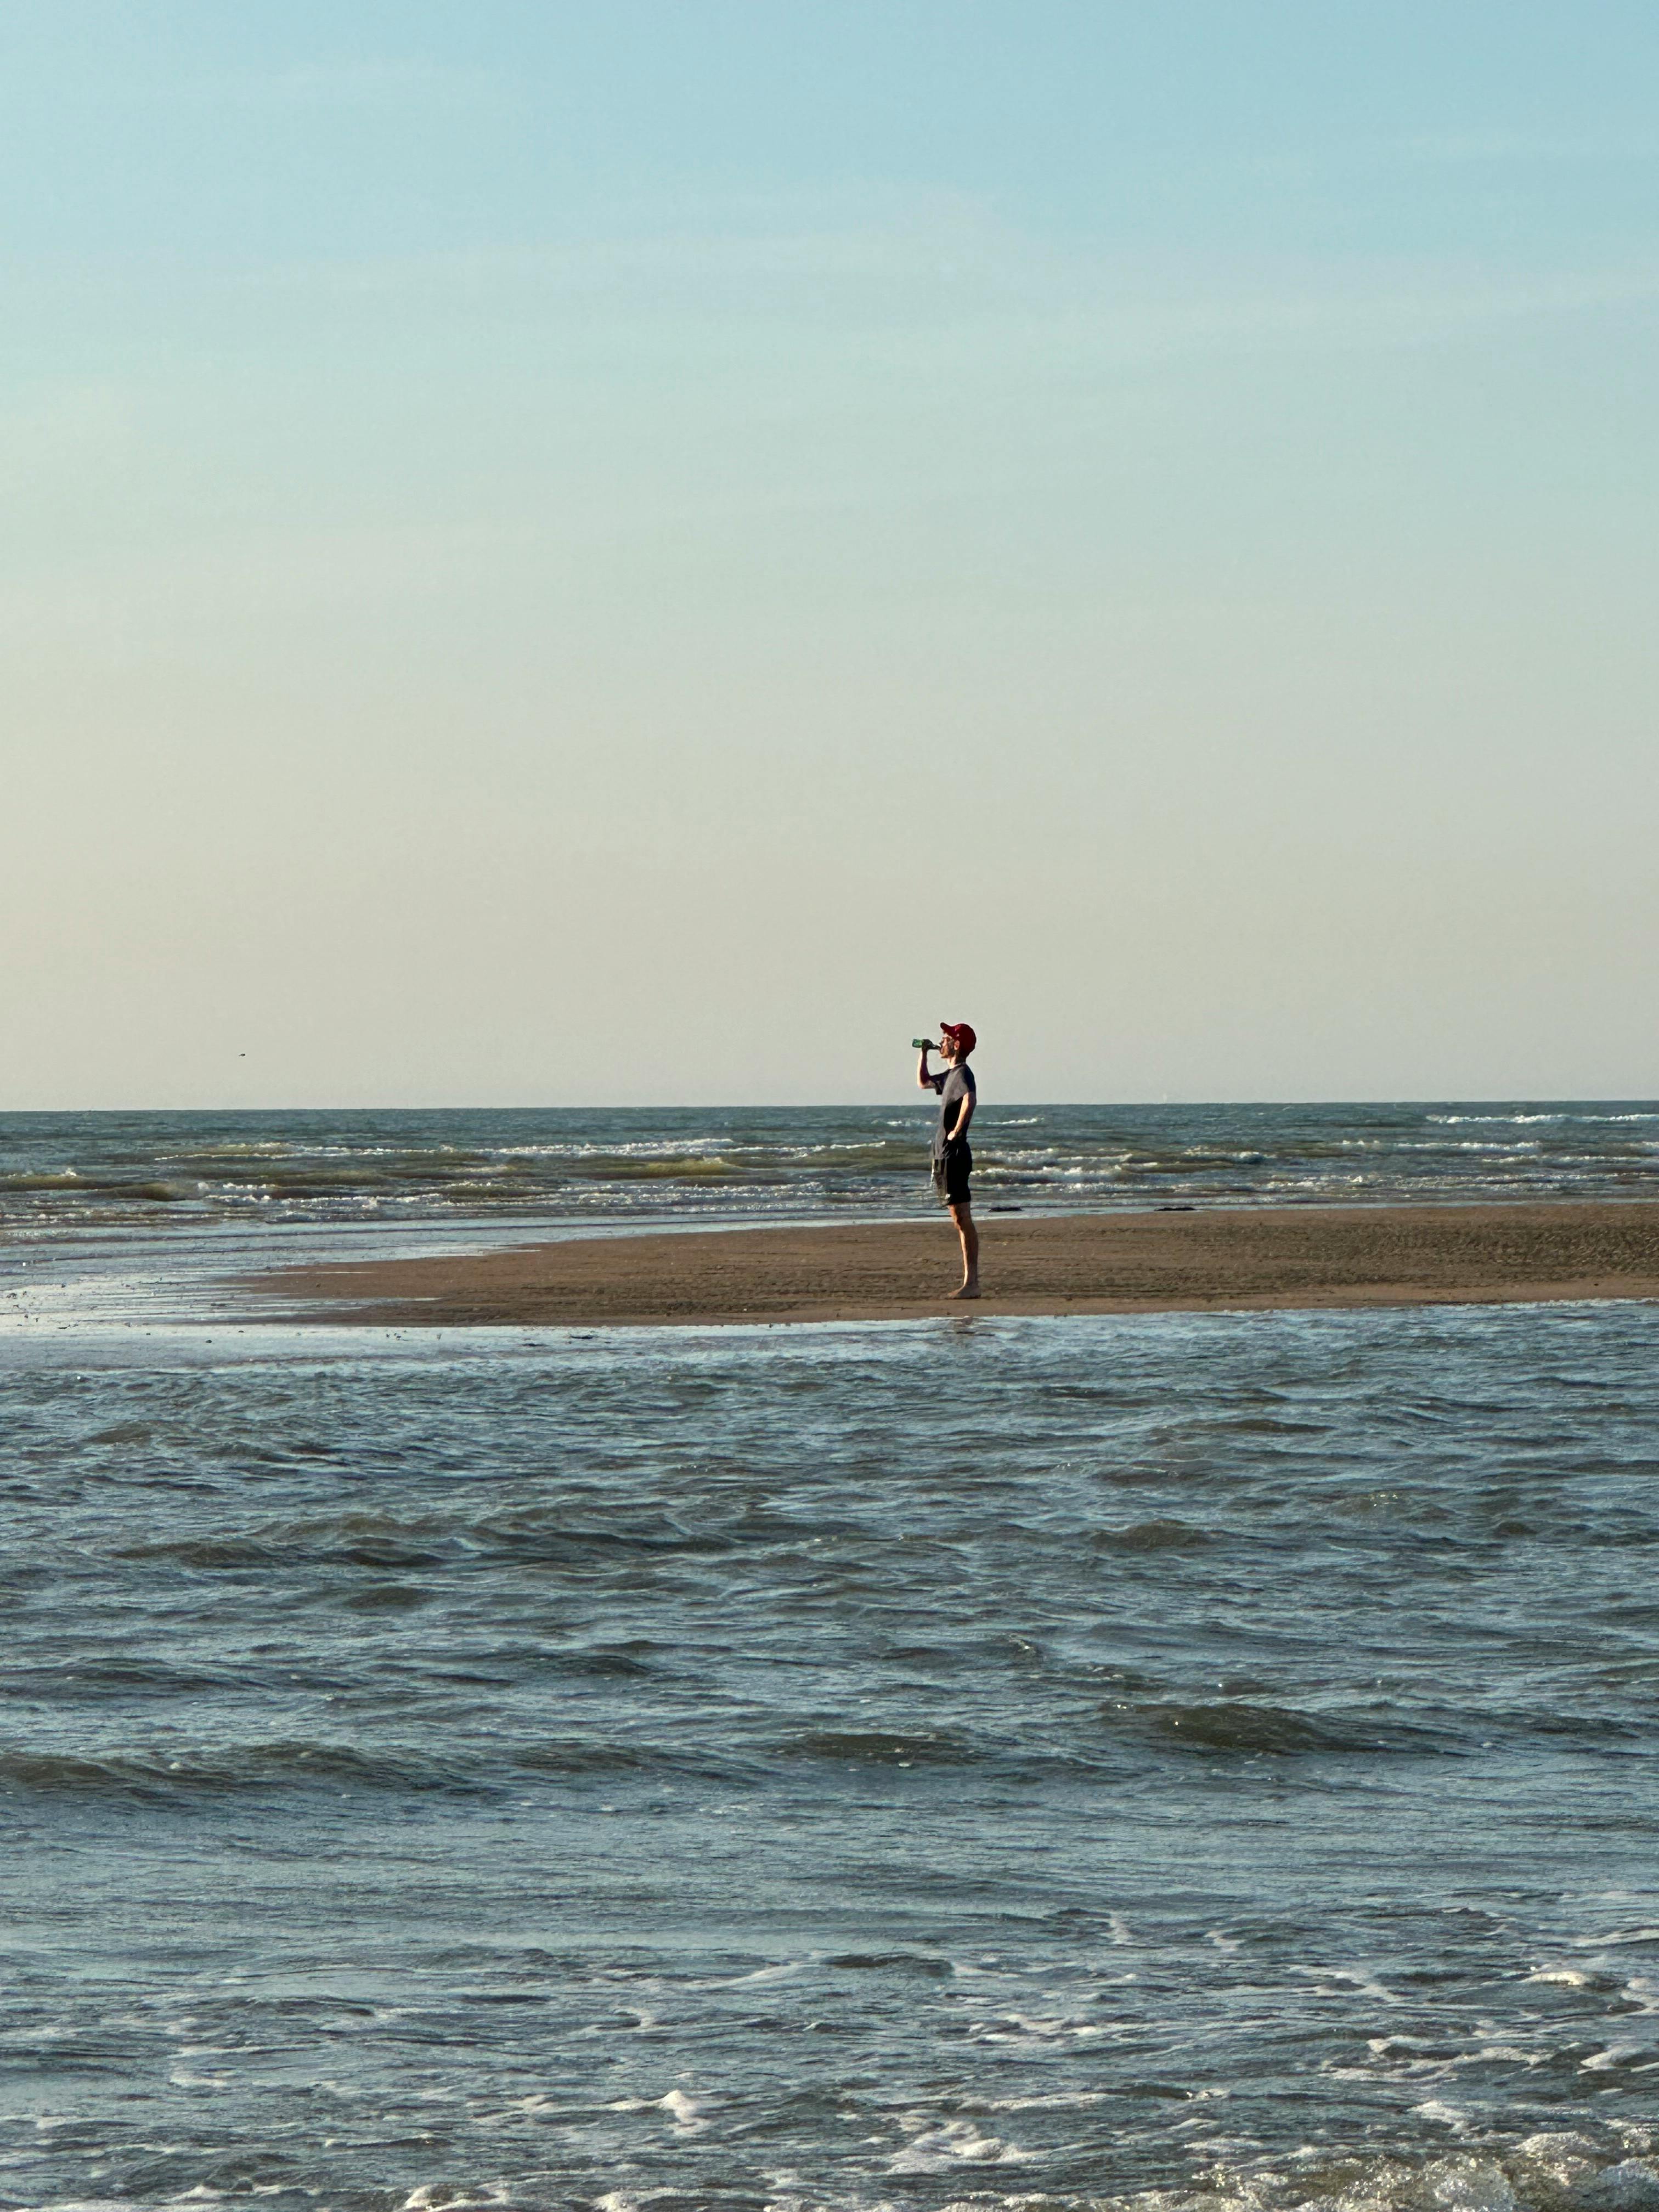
[5,3,1657,1104]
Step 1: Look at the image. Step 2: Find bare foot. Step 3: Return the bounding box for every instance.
[948,1283,981,1300]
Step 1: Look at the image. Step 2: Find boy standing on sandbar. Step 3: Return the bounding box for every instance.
[918,1022,979,1299]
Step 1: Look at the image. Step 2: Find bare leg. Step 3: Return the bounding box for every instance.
[947,1201,980,1297]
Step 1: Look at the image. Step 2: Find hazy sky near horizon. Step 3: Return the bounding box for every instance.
[5,1,1657,1107]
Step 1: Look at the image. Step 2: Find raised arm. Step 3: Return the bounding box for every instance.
[917,1046,943,1092]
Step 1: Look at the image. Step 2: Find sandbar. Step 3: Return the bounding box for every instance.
[245,1202,1659,1328]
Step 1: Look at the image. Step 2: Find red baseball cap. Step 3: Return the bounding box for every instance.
[939,1020,977,1055]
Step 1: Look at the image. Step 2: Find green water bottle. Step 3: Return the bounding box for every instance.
[912,1037,938,1050]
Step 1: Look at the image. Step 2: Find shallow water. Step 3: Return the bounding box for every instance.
[2,1293,1657,2210]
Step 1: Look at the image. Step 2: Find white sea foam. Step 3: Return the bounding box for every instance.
[1290,1964,1402,2005]
[399,2189,517,2212]
[970,2088,1116,2112]
[703,1959,808,1988]
[888,2115,1034,2170]
[607,2090,707,2134]
[967,2008,1109,2044]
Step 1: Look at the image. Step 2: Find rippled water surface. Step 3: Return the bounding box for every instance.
[3,1284,1658,2210]
[5,1101,1659,1238]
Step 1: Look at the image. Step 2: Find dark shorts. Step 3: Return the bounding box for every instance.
[932,1139,973,1208]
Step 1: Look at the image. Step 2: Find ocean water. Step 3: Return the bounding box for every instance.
[5,1103,1659,1244]
[2,1107,1658,2211]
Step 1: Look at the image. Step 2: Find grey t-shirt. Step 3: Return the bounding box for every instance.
[931,1063,976,1158]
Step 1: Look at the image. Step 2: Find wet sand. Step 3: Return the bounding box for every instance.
[247,1201,1659,1328]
